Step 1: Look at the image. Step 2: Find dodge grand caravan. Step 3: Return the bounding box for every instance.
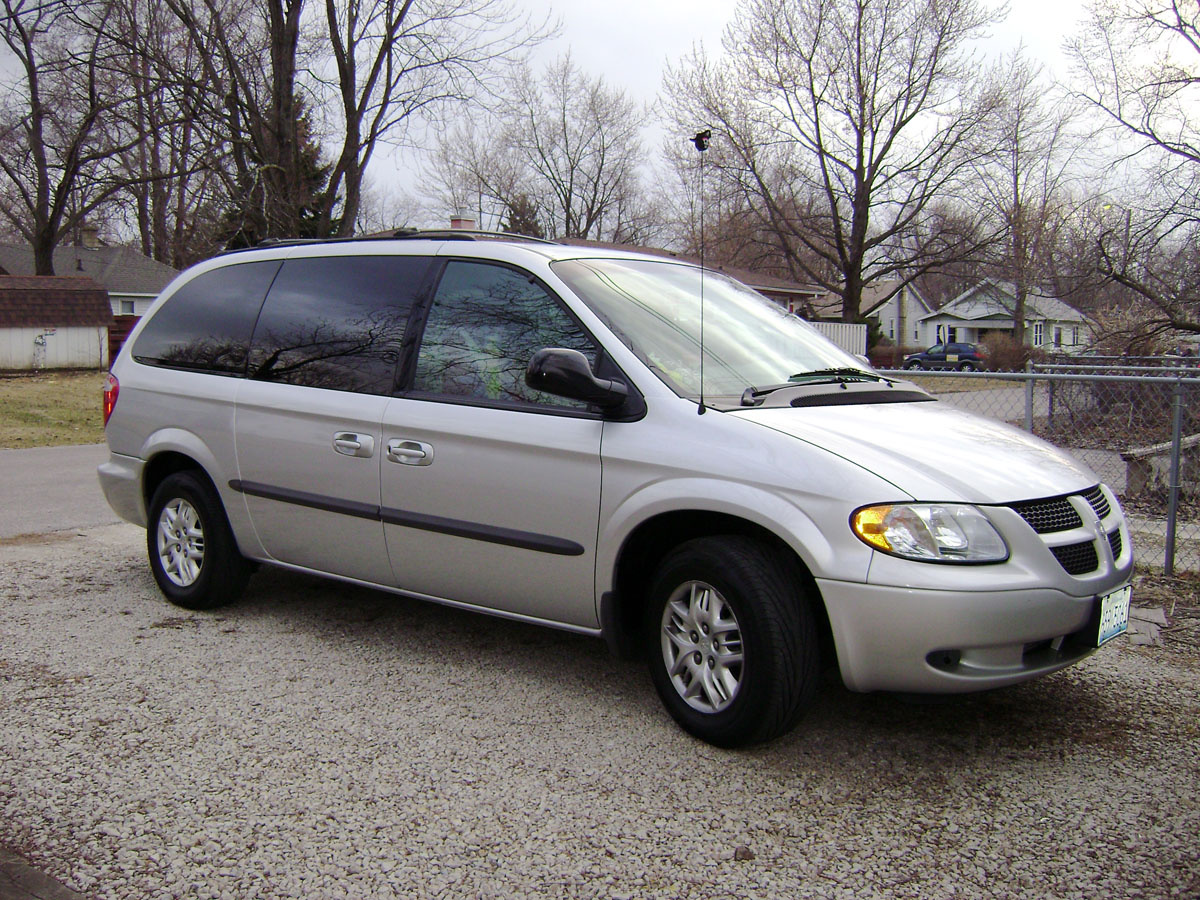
[99,233,1133,746]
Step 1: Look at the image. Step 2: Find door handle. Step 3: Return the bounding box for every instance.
[333,432,375,458]
[387,439,434,466]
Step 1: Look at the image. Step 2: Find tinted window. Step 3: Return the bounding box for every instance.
[412,261,597,408]
[132,261,281,374]
[247,256,430,394]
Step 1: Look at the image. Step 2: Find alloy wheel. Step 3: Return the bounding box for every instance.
[156,498,205,588]
[660,580,745,713]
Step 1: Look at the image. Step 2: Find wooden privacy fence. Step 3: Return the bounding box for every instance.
[108,315,139,365]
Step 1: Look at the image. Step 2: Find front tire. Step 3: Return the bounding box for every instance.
[147,471,250,610]
[645,536,820,747]
[903,360,922,370]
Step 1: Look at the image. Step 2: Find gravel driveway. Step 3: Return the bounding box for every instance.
[1,524,1198,899]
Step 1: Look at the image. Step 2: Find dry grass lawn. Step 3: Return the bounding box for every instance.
[899,374,1016,393]
[0,370,108,448]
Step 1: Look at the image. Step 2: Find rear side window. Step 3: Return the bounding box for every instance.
[411,260,598,408]
[247,255,431,394]
[132,261,281,374]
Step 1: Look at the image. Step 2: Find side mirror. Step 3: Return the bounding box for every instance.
[526,348,629,411]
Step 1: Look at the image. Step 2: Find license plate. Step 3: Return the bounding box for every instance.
[1097,584,1132,646]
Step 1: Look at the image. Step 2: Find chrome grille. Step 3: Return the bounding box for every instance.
[1083,486,1111,521]
[1051,541,1099,575]
[1010,497,1082,534]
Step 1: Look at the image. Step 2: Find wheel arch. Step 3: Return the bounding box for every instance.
[142,450,215,509]
[601,510,834,665]
[137,428,238,515]
[137,428,257,559]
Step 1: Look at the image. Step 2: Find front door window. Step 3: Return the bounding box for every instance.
[413,261,598,408]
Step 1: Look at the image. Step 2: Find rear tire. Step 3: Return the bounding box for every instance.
[147,471,250,610]
[645,536,820,747]
[958,361,978,371]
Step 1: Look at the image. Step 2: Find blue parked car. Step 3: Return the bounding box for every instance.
[903,342,987,371]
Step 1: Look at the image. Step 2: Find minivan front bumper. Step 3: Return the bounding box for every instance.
[817,578,1128,693]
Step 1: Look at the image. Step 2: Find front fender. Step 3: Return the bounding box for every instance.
[595,477,873,601]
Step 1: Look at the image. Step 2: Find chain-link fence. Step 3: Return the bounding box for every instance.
[879,364,1200,574]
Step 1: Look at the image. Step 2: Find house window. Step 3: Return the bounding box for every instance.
[888,320,894,339]
[947,327,957,343]
[119,300,135,315]
[1033,322,1044,346]
[1053,326,1062,347]
[1072,326,1079,345]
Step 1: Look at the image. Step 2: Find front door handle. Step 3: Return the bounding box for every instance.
[387,439,434,466]
[333,432,375,458]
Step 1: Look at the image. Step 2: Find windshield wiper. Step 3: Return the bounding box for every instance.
[787,367,883,383]
[740,369,892,406]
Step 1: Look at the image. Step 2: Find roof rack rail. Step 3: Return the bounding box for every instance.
[213,228,558,257]
[253,237,321,248]
[389,228,558,245]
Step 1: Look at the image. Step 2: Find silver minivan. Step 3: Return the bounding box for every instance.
[99,234,1133,746]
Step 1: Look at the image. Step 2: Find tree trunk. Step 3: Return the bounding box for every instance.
[32,231,56,276]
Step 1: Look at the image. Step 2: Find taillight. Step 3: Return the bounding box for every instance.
[103,373,119,426]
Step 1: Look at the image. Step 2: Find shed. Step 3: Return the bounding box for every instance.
[0,276,113,370]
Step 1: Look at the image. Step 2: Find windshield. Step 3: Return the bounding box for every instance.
[550,258,868,405]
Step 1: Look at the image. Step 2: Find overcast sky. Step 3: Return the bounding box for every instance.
[395,0,1091,224]
[522,0,1089,105]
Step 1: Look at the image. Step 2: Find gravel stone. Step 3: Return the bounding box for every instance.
[1,524,1198,899]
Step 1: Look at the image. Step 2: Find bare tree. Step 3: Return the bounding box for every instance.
[427,55,654,243]
[0,0,161,274]
[972,49,1089,342]
[101,0,233,266]
[1067,0,1200,335]
[508,55,649,240]
[313,0,543,237]
[159,0,544,246]
[664,0,1001,322]
[426,116,529,230]
[161,0,324,246]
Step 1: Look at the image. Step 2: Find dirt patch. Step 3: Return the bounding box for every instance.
[1132,569,1200,614]
[1128,569,1200,662]
[0,532,76,548]
[0,371,107,448]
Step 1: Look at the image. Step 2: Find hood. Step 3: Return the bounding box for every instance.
[731,399,1098,504]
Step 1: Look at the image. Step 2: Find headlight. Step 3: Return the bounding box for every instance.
[851,503,1008,563]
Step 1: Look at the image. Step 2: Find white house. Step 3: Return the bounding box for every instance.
[860,280,936,347]
[811,279,936,347]
[919,280,1091,351]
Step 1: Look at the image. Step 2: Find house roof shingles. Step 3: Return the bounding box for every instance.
[0,276,113,328]
[929,279,1087,324]
[0,244,178,296]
